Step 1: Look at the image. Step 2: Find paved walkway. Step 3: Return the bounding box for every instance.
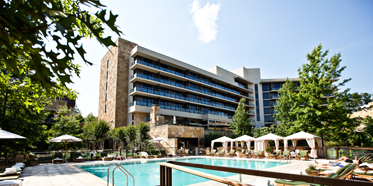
[20,163,106,186]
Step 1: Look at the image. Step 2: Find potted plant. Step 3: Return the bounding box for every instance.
[236,148,242,157]
[265,147,272,158]
[28,154,38,166]
[305,165,319,176]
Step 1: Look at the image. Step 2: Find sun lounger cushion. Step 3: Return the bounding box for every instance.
[335,164,349,175]
[0,175,19,181]
[354,172,373,176]
[339,164,356,176]
[3,168,17,175]
[10,166,21,172]
[325,173,339,178]
[360,163,373,168]
[275,179,320,186]
[0,179,23,185]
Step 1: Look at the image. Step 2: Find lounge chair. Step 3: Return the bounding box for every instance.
[244,150,252,158]
[278,150,290,160]
[140,152,156,159]
[225,150,235,157]
[295,150,309,161]
[52,157,64,164]
[269,150,281,159]
[0,175,19,181]
[206,150,216,156]
[72,152,85,162]
[215,149,225,157]
[101,157,114,161]
[0,168,21,176]
[252,150,263,158]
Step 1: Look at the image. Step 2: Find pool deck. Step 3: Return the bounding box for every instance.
[20,156,320,186]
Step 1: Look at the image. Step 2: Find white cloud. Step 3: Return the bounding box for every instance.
[190,0,221,43]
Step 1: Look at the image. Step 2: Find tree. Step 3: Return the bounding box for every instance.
[95,120,111,150]
[85,112,98,123]
[230,98,252,135]
[48,105,83,150]
[274,79,297,128]
[276,44,359,145]
[125,125,137,156]
[1,0,121,90]
[136,122,150,151]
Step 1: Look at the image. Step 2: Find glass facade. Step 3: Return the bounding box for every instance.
[255,84,260,121]
[132,56,250,96]
[131,82,236,110]
[132,96,233,118]
[131,69,240,103]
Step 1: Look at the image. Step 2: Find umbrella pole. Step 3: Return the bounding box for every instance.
[158,142,161,155]
[65,141,67,163]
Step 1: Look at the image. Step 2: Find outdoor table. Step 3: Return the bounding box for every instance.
[290,152,297,159]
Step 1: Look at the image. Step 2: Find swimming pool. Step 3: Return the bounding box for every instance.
[76,157,287,186]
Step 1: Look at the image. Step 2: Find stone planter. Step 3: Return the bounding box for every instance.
[306,170,319,176]
[236,152,242,157]
[265,152,271,158]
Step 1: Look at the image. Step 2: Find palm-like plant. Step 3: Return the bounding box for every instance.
[136,122,150,151]
[125,125,137,157]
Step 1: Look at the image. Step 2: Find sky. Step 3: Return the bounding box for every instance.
[68,0,373,117]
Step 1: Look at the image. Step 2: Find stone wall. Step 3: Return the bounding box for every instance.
[149,125,205,154]
[133,113,148,125]
[98,38,137,128]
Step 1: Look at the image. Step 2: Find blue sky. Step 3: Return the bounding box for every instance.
[70,0,373,116]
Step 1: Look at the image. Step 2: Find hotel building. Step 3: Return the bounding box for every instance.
[98,38,299,129]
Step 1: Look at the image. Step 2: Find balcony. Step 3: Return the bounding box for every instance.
[131,73,242,103]
[248,111,255,115]
[130,87,236,111]
[130,59,253,95]
[130,101,233,118]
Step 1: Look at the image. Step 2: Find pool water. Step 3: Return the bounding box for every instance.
[76,158,287,186]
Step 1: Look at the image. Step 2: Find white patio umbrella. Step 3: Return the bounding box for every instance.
[150,137,168,154]
[173,116,176,124]
[49,134,82,161]
[0,128,26,139]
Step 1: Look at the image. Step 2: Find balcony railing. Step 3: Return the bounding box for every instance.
[131,87,236,111]
[131,59,252,94]
[132,72,239,103]
[130,101,233,118]
[248,111,255,115]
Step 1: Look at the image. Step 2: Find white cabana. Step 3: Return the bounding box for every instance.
[284,131,323,158]
[255,133,284,152]
[211,136,233,152]
[231,135,256,150]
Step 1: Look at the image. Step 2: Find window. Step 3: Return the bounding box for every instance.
[262,84,269,91]
[107,60,109,68]
[263,93,270,99]
[146,116,150,122]
[264,116,274,122]
[264,108,274,114]
[104,104,107,113]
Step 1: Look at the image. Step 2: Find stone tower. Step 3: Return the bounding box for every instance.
[98,38,137,128]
